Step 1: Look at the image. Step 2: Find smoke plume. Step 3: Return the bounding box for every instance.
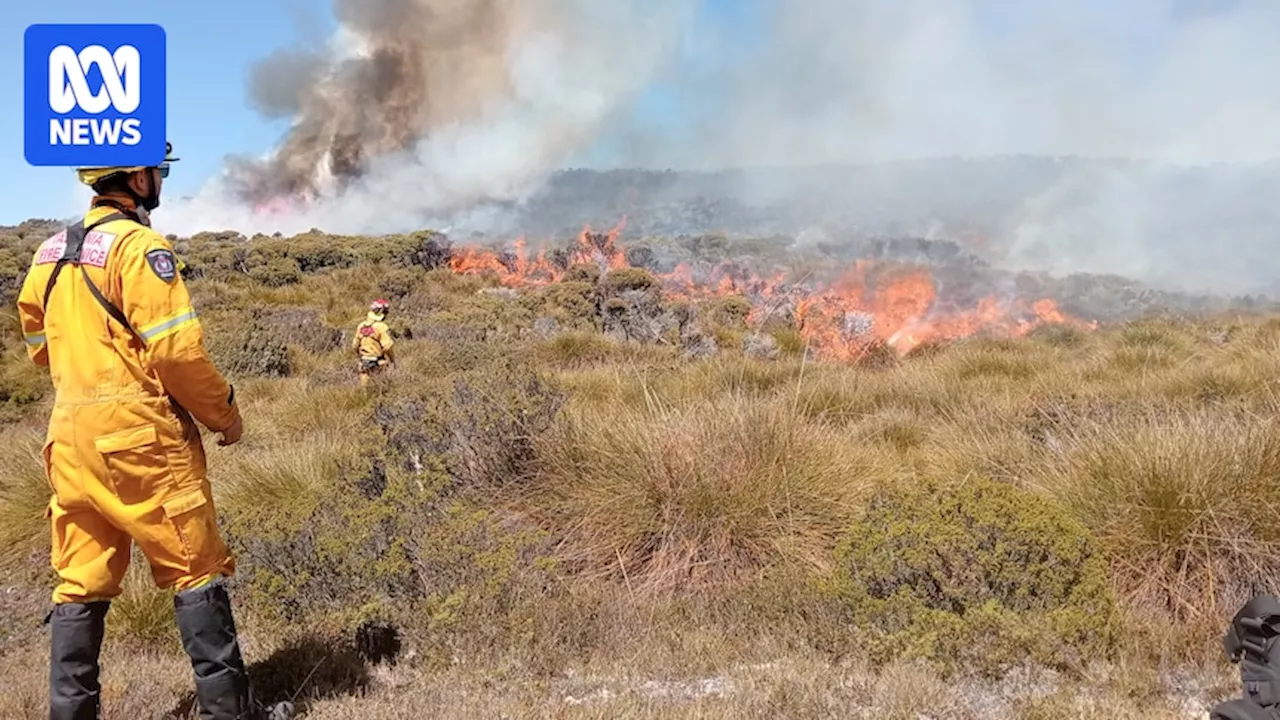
[167,0,1280,295]
[168,0,695,235]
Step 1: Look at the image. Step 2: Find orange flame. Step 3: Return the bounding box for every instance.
[445,218,1097,360]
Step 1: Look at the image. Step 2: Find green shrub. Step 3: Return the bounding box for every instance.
[0,250,28,306]
[182,242,248,282]
[701,295,753,328]
[561,263,600,284]
[225,455,431,629]
[599,267,659,296]
[249,257,302,287]
[204,312,293,378]
[0,353,51,409]
[398,230,453,270]
[826,477,1117,678]
[291,238,358,273]
[534,281,599,329]
[377,267,425,300]
[410,295,532,344]
[373,359,565,488]
[223,422,554,647]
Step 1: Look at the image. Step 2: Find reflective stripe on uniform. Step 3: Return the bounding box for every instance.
[138,308,199,342]
[24,330,46,346]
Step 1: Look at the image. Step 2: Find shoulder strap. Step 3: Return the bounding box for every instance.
[42,212,148,347]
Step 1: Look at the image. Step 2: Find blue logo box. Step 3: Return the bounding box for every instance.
[24,23,167,168]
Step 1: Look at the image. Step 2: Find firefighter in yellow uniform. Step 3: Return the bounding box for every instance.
[353,298,395,386]
[17,144,285,720]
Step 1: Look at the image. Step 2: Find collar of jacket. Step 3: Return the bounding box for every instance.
[90,194,147,226]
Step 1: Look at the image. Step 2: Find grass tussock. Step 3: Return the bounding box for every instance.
[105,555,177,646]
[0,425,52,583]
[1034,411,1280,620]
[530,392,886,591]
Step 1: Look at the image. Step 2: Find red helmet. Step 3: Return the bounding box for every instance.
[370,298,390,313]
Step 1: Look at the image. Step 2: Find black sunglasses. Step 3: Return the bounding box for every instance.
[155,165,170,179]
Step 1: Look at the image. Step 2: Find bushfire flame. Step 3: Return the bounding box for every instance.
[446,215,1095,360]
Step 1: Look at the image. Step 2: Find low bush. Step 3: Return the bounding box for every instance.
[221,397,558,654]
[533,281,599,330]
[204,315,293,378]
[374,358,565,489]
[203,307,341,378]
[248,257,303,287]
[825,477,1118,678]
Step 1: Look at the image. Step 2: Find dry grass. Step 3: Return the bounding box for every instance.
[0,635,1242,719]
[0,423,52,584]
[529,391,889,591]
[9,253,1280,716]
[104,557,178,646]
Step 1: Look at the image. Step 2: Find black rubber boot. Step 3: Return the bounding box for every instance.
[173,580,254,720]
[48,601,110,720]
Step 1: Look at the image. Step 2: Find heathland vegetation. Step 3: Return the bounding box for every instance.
[0,216,1275,717]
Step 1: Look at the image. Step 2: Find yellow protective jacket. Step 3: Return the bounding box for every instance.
[353,312,393,362]
[17,202,241,602]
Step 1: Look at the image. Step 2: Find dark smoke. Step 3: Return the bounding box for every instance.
[229,0,520,204]
[246,48,325,119]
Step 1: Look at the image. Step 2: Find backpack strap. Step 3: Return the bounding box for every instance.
[42,212,148,347]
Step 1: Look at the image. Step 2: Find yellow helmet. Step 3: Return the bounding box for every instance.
[76,142,180,186]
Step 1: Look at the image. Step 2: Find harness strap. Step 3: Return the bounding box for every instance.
[1227,596,1280,661]
[42,212,148,347]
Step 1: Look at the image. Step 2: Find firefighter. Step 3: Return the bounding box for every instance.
[17,143,283,720]
[353,298,395,386]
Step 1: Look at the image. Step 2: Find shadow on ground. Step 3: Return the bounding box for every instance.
[166,632,373,718]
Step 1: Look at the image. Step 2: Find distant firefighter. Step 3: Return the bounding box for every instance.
[353,298,396,385]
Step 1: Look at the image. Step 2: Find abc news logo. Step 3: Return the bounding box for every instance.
[48,44,143,147]
[24,24,166,167]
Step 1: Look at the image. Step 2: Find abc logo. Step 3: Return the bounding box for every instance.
[48,44,142,146]
[24,24,166,167]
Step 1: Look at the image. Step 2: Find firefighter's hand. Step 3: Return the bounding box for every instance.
[218,415,243,446]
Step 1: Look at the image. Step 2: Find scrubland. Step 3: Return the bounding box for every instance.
[0,222,1276,718]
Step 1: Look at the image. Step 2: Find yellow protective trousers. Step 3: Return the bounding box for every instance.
[18,204,242,604]
[43,397,234,604]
